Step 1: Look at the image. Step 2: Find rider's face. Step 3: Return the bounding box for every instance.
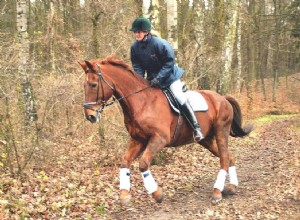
[134,31,149,42]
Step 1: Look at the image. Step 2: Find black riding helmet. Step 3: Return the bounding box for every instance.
[130,17,151,32]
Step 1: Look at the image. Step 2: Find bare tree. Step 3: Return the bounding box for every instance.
[193,0,206,88]
[235,0,242,93]
[244,0,256,110]
[143,0,160,32]
[271,0,281,102]
[221,0,240,94]
[17,0,37,124]
[257,0,269,101]
[166,0,178,51]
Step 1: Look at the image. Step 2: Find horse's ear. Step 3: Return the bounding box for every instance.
[107,54,117,61]
[78,61,88,72]
[85,60,95,72]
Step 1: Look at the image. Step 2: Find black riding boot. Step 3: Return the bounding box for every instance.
[180,101,204,142]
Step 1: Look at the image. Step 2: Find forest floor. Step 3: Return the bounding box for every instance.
[0,73,300,219]
[0,115,299,219]
[109,115,300,220]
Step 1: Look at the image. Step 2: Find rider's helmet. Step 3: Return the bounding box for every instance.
[130,17,151,32]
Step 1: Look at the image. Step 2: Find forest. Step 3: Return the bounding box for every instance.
[0,0,299,219]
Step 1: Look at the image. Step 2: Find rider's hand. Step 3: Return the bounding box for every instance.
[149,78,160,87]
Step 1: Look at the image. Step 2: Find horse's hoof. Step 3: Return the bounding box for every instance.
[212,196,222,205]
[212,188,222,205]
[223,184,237,196]
[120,190,131,206]
[152,187,163,203]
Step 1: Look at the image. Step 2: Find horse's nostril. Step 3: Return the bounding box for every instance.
[87,115,97,123]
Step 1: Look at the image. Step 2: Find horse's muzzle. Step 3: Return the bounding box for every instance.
[86,114,99,123]
[84,105,102,123]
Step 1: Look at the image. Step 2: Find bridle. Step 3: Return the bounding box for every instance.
[83,64,150,120]
[83,64,115,120]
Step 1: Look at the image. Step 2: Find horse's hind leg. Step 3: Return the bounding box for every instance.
[223,155,238,196]
[203,128,238,203]
[119,138,145,205]
[201,138,227,202]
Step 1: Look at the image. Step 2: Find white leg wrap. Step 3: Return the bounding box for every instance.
[213,169,227,192]
[228,166,238,186]
[119,168,130,191]
[141,170,158,194]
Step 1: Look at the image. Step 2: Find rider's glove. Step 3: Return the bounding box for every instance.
[149,78,160,87]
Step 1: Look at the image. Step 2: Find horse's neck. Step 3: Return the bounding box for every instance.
[105,66,146,96]
[103,65,148,116]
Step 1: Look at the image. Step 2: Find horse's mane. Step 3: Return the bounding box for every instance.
[100,55,148,85]
[101,55,133,74]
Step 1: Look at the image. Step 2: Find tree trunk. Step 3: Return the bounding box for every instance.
[46,1,55,71]
[245,0,256,110]
[193,0,207,89]
[142,0,160,34]
[166,0,178,51]
[134,0,143,16]
[89,2,103,57]
[222,0,239,94]
[17,0,37,124]
[142,0,150,15]
[213,0,225,94]
[272,0,281,102]
[236,3,242,94]
[257,0,268,101]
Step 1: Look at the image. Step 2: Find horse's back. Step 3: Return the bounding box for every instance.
[196,90,226,113]
[194,90,236,131]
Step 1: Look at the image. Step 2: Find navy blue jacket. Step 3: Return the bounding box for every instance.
[130,34,184,88]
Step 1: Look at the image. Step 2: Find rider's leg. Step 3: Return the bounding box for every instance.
[180,101,204,141]
[169,80,204,141]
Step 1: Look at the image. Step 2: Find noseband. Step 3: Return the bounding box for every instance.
[83,64,150,119]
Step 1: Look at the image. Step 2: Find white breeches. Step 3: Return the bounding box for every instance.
[169,79,187,105]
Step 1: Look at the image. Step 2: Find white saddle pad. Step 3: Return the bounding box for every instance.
[186,90,208,112]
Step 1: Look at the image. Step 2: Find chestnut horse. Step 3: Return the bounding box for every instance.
[79,55,252,204]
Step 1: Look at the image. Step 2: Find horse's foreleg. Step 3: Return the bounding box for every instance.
[139,133,167,203]
[119,138,144,205]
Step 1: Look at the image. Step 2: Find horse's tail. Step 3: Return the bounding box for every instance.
[225,96,253,137]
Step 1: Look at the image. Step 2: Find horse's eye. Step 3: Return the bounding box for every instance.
[89,83,97,89]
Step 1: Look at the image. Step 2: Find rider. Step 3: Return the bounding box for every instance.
[130,17,204,141]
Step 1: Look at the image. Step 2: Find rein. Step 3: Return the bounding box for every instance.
[83,64,150,116]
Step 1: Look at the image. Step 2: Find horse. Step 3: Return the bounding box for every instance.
[79,55,252,204]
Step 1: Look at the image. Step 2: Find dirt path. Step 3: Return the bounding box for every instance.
[110,116,300,220]
[1,116,299,219]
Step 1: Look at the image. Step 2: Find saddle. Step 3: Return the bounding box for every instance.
[163,88,181,114]
[163,88,208,146]
[162,88,208,114]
